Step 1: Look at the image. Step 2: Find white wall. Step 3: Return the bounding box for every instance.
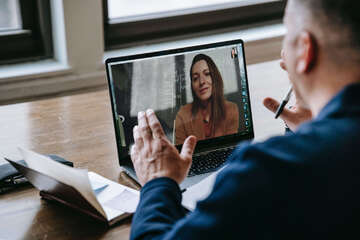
[0,0,106,104]
[62,0,105,74]
[0,0,284,104]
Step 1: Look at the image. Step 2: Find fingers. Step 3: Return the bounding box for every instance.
[280,49,287,71]
[263,97,292,120]
[131,126,142,166]
[133,125,143,148]
[180,136,197,161]
[138,111,152,143]
[130,144,137,158]
[263,97,280,113]
[137,109,165,142]
[280,60,287,71]
[130,144,139,166]
[281,49,285,59]
[146,109,165,139]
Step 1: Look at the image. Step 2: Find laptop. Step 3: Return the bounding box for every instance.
[105,39,254,189]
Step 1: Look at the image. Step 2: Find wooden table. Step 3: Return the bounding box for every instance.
[0,60,289,240]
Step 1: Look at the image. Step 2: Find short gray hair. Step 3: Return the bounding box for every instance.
[294,0,360,52]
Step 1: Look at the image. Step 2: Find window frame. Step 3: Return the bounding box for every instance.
[0,0,53,65]
[103,0,286,50]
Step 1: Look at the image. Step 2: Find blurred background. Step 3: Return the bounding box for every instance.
[0,0,285,104]
[0,0,21,31]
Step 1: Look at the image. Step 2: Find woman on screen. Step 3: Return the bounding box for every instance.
[175,54,239,145]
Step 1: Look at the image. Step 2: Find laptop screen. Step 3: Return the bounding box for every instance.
[106,39,254,161]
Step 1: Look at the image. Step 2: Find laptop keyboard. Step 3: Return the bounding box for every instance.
[188,147,235,176]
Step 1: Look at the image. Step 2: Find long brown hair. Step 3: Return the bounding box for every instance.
[190,54,226,136]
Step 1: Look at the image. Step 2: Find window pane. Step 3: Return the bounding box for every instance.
[108,0,275,23]
[0,0,22,31]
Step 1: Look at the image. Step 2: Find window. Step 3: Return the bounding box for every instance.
[0,0,22,31]
[0,0,53,65]
[103,0,286,50]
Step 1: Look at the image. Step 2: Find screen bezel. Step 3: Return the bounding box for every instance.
[105,39,254,165]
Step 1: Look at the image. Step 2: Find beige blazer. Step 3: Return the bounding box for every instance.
[175,100,239,144]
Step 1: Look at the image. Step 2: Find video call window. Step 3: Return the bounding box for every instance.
[108,44,252,148]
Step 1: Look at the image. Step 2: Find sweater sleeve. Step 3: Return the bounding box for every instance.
[130,177,186,240]
[130,141,284,240]
[130,116,360,239]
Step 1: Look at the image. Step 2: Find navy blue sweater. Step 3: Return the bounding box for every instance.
[131,83,360,239]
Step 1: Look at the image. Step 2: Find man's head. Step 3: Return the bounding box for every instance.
[283,0,360,115]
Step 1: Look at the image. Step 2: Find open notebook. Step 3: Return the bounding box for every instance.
[5,148,140,226]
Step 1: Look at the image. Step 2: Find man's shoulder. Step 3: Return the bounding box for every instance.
[230,117,360,168]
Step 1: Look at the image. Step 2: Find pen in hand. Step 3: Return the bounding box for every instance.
[275,87,293,119]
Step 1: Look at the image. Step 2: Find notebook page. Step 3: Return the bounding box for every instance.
[88,172,139,221]
[19,148,106,218]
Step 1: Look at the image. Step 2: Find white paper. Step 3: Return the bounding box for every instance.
[182,169,222,211]
[104,189,139,213]
[88,172,140,220]
[19,148,106,218]
[91,181,109,194]
[17,148,140,222]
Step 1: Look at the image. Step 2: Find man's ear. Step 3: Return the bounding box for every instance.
[295,31,316,74]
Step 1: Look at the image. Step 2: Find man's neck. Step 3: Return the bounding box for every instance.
[309,69,360,116]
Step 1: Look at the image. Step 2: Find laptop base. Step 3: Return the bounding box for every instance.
[122,165,214,190]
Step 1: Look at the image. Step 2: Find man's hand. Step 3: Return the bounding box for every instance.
[130,109,197,186]
[263,97,312,131]
[263,50,312,131]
